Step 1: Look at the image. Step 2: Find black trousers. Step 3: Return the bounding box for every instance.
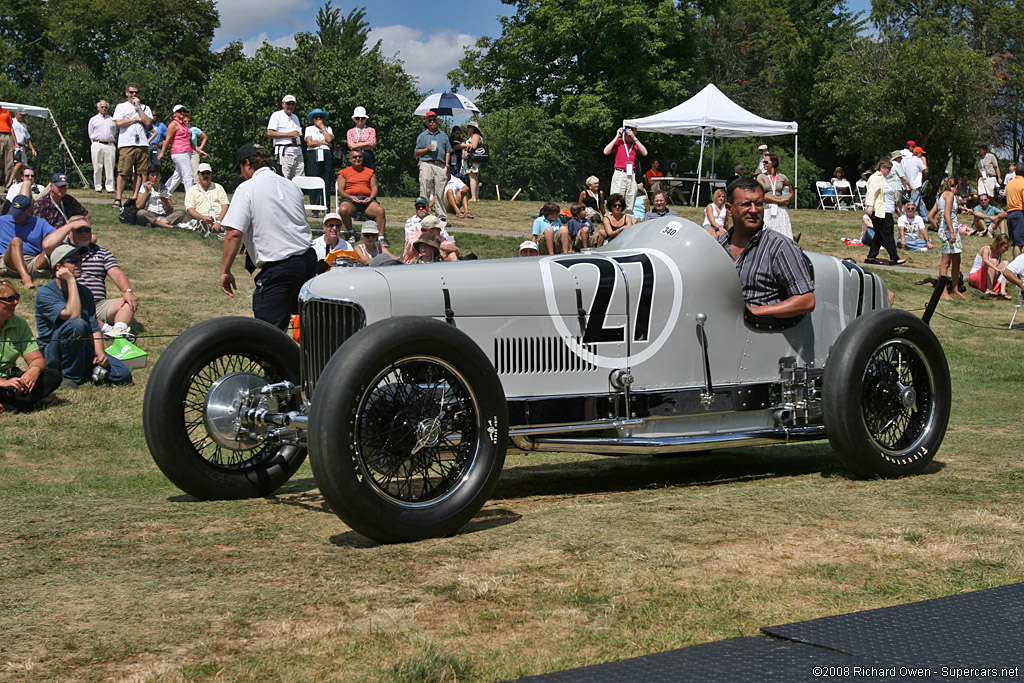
[1,367,62,412]
[867,213,898,261]
[252,249,318,330]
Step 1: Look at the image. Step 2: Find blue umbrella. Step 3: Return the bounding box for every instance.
[414,92,481,117]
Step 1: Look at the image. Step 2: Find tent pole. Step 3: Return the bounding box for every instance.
[49,111,88,188]
[794,134,799,210]
[695,129,706,207]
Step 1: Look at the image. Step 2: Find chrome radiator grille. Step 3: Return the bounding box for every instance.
[300,299,365,397]
[493,336,598,375]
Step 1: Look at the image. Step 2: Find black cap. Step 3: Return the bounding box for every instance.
[236,141,265,167]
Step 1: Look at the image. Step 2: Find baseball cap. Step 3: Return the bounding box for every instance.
[235,141,266,167]
[361,220,379,234]
[8,194,31,218]
[282,94,296,103]
[424,110,437,119]
[49,244,87,268]
[758,144,769,151]
[519,240,539,253]
[414,196,429,207]
[196,162,212,173]
[172,104,188,113]
[50,173,68,187]
[913,146,926,155]
[907,140,916,146]
[420,215,440,230]
[322,212,344,225]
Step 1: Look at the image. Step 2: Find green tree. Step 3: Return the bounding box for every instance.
[813,28,992,170]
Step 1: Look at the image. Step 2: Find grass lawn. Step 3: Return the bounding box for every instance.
[2,198,1023,681]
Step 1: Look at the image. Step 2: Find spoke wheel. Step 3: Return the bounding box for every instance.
[356,357,481,506]
[144,317,307,499]
[824,308,950,478]
[309,317,507,543]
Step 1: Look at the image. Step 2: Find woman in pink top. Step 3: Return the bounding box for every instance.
[158,104,196,192]
[347,106,377,170]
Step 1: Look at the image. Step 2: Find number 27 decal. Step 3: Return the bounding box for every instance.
[554,254,654,344]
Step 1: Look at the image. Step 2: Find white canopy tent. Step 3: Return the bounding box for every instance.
[2,101,88,188]
[623,84,799,206]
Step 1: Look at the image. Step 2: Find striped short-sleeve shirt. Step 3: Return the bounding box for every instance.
[717,227,814,307]
[75,242,118,302]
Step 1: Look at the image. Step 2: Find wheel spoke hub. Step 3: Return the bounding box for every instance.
[204,371,271,450]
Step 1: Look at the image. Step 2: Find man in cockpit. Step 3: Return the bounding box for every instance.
[719,176,815,318]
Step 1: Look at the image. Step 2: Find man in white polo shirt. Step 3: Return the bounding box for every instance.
[220,142,316,329]
[112,82,153,208]
[266,94,304,180]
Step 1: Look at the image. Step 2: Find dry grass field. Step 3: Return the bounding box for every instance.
[1,197,1022,682]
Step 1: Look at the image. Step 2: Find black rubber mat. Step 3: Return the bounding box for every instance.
[762,582,1024,669]
[513,583,1024,682]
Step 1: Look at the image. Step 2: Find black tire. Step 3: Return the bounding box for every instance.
[823,308,951,478]
[143,316,307,499]
[308,317,508,543]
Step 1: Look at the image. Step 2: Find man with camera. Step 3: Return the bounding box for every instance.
[603,124,647,216]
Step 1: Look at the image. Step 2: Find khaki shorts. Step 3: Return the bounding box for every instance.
[0,252,50,277]
[118,146,151,178]
[95,297,115,322]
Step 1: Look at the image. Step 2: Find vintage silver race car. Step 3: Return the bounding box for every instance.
[143,215,951,543]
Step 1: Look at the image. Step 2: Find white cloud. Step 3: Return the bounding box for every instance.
[213,0,312,45]
[238,32,298,56]
[369,25,477,92]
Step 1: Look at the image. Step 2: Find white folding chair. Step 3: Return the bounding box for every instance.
[816,181,836,210]
[855,180,868,210]
[833,180,855,210]
[1010,285,1024,329]
[292,176,328,215]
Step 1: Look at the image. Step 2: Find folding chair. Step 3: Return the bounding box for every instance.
[1010,285,1023,329]
[292,176,328,215]
[855,180,868,211]
[816,181,836,210]
[833,180,855,210]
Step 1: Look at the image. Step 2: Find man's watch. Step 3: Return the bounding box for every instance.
[125,288,133,293]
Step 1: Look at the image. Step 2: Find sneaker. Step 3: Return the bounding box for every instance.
[104,327,137,343]
[60,377,79,389]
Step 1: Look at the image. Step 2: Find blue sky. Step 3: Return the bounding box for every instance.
[213,0,875,94]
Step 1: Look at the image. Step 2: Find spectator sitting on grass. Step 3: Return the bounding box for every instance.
[65,216,139,339]
[135,166,184,229]
[404,215,458,263]
[0,279,62,413]
[1,194,87,290]
[970,194,1007,237]
[532,201,565,254]
[6,168,45,204]
[968,235,1012,298]
[412,231,441,263]
[34,244,132,387]
[33,174,90,229]
[184,163,229,236]
[897,204,932,252]
[518,240,539,257]
[444,174,473,219]
[312,213,353,263]
[354,220,394,265]
[566,203,592,250]
[593,193,632,247]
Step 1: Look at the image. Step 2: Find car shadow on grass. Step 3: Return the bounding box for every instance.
[492,444,946,500]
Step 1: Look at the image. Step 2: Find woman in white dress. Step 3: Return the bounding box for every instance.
[756,154,792,238]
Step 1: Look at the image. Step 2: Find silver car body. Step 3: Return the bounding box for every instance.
[299,215,889,451]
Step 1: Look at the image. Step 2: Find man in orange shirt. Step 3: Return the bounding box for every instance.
[337,149,386,238]
[0,104,14,187]
[1005,158,1024,257]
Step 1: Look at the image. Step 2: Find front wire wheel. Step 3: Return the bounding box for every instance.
[309,317,508,543]
[356,358,481,506]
